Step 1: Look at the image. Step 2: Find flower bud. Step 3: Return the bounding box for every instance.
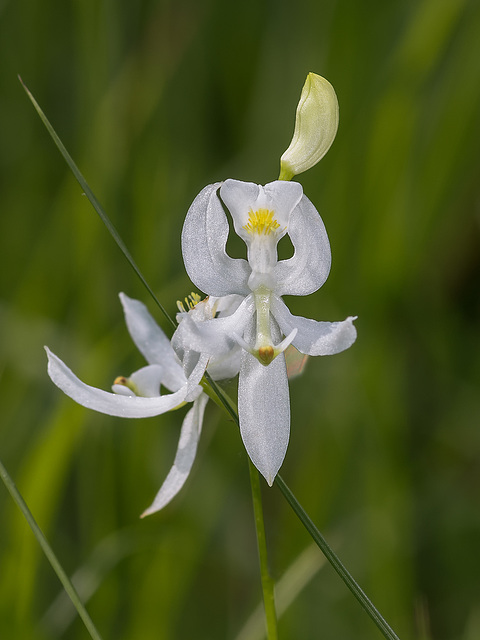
[279,73,339,180]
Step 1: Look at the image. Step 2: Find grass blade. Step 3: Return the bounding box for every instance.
[0,458,104,640]
[18,76,176,331]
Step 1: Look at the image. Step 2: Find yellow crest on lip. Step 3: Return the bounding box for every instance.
[242,208,280,236]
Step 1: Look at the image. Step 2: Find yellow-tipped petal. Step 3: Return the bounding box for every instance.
[279,72,339,180]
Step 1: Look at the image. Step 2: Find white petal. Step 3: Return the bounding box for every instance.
[181,183,250,296]
[274,194,331,296]
[46,348,191,418]
[220,179,303,238]
[172,294,255,358]
[271,296,357,356]
[238,321,290,485]
[141,394,209,516]
[207,344,242,381]
[112,364,165,397]
[185,352,209,402]
[129,364,164,397]
[119,293,185,392]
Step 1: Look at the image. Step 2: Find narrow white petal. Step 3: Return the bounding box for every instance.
[141,394,209,516]
[181,183,250,296]
[274,195,331,297]
[46,348,190,418]
[271,296,357,356]
[185,352,209,402]
[238,323,290,485]
[119,293,185,392]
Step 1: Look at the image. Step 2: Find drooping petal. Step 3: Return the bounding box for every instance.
[141,394,209,516]
[46,348,199,418]
[181,183,250,296]
[172,294,255,358]
[119,293,185,392]
[237,320,290,485]
[274,194,331,296]
[271,296,357,356]
[220,179,303,239]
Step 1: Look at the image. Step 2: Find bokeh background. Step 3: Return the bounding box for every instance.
[1,0,480,638]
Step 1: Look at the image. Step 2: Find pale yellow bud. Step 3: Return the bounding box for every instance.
[279,73,339,180]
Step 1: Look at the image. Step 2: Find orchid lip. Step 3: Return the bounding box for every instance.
[232,327,297,367]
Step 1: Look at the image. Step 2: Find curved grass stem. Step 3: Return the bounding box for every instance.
[0,458,104,640]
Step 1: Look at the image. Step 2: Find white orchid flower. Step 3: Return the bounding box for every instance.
[179,179,357,485]
[46,292,242,516]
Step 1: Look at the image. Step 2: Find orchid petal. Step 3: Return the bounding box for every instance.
[112,364,165,397]
[46,348,194,418]
[207,345,242,381]
[274,195,331,296]
[220,179,303,238]
[271,296,357,355]
[185,352,210,402]
[119,293,185,392]
[238,320,290,485]
[181,183,250,296]
[141,394,208,516]
[172,294,255,358]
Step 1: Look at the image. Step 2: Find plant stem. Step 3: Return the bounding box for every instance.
[248,459,278,640]
[0,458,104,640]
[275,475,401,640]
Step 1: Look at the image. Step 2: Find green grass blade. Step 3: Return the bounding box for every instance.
[275,475,401,640]
[18,76,176,331]
[0,457,104,640]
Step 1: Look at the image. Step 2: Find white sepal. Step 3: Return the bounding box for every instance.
[141,394,209,516]
[46,348,191,418]
[237,321,290,485]
[181,183,250,297]
[274,194,331,297]
[271,296,357,356]
[120,292,185,392]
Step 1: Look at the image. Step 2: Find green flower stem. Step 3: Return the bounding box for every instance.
[19,77,176,332]
[0,458,104,640]
[274,475,401,640]
[248,459,279,640]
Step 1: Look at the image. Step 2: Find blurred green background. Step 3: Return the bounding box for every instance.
[1,0,480,638]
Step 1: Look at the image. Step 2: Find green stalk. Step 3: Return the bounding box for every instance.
[0,458,104,640]
[18,76,176,332]
[248,460,278,640]
[274,475,401,640]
